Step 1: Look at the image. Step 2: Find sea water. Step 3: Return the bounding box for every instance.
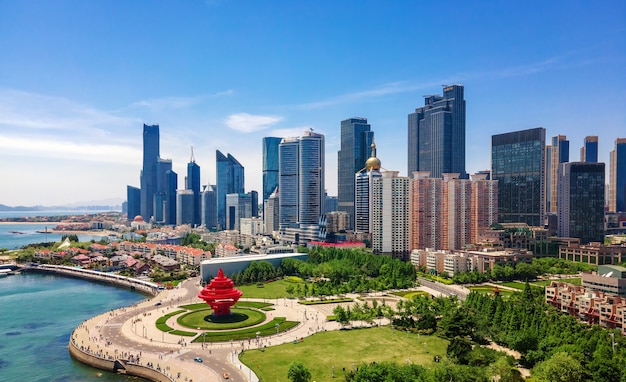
[0,272,148,381]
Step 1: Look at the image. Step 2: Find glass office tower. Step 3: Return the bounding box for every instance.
[408,85,466,179]
[558,162,605,244]
[140,124,160,221]
[262,137,282,204]
[491,127,546,226]
[338,117,373,229]
[216,150,245,230]
[580,136,599,163]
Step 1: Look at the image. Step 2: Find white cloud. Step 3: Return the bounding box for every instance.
[268,126,316,139]
[129,90,234,111]
[225,113,283,133]
[0,88,137,135]
[0,135,141,165]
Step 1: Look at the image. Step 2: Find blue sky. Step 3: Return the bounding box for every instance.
[1,0,624,206]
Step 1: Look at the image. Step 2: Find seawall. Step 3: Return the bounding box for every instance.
[68,335,172,382]
[24,264,160,296]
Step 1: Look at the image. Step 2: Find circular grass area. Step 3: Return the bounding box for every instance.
[177,308,266,330]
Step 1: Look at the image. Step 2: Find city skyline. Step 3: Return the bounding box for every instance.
[1,1,625,206]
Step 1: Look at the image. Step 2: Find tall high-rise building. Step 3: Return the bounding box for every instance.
[338,117,374,229]
[216,150,245,230]
[408,85,466,179]
[263,188,279,234]
[409,172,443,250]
[298,131,325,225]
[127,186,141,220]
[580,136,599,163]
[262,137,282,205]
[176,190,195,226]
[140,124,160,221]
[155,158,177,225]
[546,135,569,214]
[610,138,626,212]
[408,171,497,251]
[372,171,410,258]
[278,138,299,229]
[470,172,498,244]
[441,173,472,250]
[491,128,546,226]
[278,130,325,242]
[201,185,217,230]
[558,162,605,244]
[324,194,338,213]
[186,149,201,227]
[226,193,253,231]
[355,142,382,234]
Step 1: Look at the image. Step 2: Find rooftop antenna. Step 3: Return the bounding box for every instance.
[190,145,195,163]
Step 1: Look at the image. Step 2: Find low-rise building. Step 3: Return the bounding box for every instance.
[559,243,626,266]
[546,281,626,332]
[582,265,626,297]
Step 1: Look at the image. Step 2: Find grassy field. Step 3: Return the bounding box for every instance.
[469,285,514,297]
[500,281,544,290]
[531,278,581,287]
[391,290,431,299]
[236,279,298,299]
[241,326,448,382]
[177,308,266,330]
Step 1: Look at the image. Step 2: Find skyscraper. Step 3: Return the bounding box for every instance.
[580,136,599,163]
[263,188,279,234]
[545,135,569,214]
[355,142,382,234]
[127,186,141,220]
[216,150,245,230]
[338,117,374,228]
[491,127,546,226]
[278,130,325,242]
[372,171,410,258]
[186,149,201,227]
[610,138,626,212]
[558,162,605,244]
[226,193,253,231]
[408,85,466,179]
[140,124,160,221]
[201,185,217,230]
[176,190,195,226]
[155,158,177,225]
[298,131,325,225]
[262,137,282,204]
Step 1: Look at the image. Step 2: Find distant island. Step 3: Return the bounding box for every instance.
[0,203,121,212]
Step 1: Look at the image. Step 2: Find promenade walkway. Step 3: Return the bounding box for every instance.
[71,276,442,382]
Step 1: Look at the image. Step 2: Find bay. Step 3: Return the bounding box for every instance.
[0,272,148,381]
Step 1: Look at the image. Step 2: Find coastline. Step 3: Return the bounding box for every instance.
[0,221,63,225]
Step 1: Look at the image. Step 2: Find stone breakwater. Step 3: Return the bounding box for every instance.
[24,264,161,295]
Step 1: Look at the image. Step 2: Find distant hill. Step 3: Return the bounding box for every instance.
[0,198,123,212]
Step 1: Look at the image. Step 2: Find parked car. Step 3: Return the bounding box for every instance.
[194,357,203,363]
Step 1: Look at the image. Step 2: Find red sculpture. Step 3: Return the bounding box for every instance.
[197,268,243,316]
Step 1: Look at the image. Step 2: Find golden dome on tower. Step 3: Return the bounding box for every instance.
[365,142,381,170]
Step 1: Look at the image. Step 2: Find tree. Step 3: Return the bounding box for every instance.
[287,361,312,382]
[533,352,585,382]
[488,357,524,382]
[446,336,473,365]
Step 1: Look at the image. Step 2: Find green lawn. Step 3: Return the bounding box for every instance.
[236,279,299,299]
[531,278,581,287]
[392,291,431,299]
[469,286,514,297]
[500,281,543,290]
[177,308,266,330]
[192,317,298,342]
[241,326,449,382]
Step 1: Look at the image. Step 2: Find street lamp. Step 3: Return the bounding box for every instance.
[275,323,280,335]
